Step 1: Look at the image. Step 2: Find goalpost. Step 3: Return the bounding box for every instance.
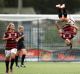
[0,14,80,21]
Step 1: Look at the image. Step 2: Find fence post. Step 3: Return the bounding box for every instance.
[37,19,40,62]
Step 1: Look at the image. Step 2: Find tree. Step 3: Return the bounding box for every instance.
[22,0,80,14]
[0,0,4,13]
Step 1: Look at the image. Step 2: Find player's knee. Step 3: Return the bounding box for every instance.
[11,53,16,59]
[22,49,26,55]
[5,57,10,61]
[65,39,71,45]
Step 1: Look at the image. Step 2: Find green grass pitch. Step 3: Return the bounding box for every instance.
[0,62,80,74]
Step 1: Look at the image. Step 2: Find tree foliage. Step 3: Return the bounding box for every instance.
[0,0,80,14]
[23,0,80,14]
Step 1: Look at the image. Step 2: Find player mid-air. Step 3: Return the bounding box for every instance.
[55,4,78,49]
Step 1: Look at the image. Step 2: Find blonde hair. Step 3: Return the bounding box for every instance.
[6,23,15,31]
[18,25,24,31]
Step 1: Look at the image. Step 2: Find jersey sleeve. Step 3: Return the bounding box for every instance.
[4,32,8,38]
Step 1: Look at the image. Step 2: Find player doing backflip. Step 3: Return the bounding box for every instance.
[56,4,78,49]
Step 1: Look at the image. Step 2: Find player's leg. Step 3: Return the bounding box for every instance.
[62,4,67,19]
[65,39,72,49]
[15,50,20,67]
[15,43,22,67]
[15,55,19,67]
[5,50,11,74]
[5,58,9,74]
[10,48,17,73]
[56,4,63,19]
[21,48,26,67]
[60,4,68,22]
[5,58,10,74]
[18,42,26,67]
[70,43,72,49]
[58,8,63,19]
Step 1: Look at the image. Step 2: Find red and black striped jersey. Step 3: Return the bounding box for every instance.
[61,25,77,39]
[4,31,19,50]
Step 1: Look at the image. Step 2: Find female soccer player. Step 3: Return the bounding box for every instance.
[3,23,19,74]
[56,4,78,49]
[15,25,26,67]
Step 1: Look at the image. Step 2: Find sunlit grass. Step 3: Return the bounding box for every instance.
[0,62,80,74]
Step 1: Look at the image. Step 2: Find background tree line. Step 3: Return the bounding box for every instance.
[0,0,80,14]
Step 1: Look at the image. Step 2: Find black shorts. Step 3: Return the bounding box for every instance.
[17,42,25,51]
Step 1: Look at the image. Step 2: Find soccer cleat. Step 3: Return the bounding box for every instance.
[21,65,26,68]
[60,4,65,8]
[16,65,20,68]
[56,4,60,8]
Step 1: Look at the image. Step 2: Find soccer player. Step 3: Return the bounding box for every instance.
[15,25,26,67]
[3,23,19,74]
[56,4,78,49]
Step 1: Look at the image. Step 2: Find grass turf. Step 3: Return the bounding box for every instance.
[0,62,80,74]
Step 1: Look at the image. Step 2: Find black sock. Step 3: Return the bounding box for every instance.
[70,43,72,49]
[21,55,25,65]
[5,60,9,73]
[15,56,19,66]
[10,58,14,72]
[63,8,67,18]
[58,8,62,18]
